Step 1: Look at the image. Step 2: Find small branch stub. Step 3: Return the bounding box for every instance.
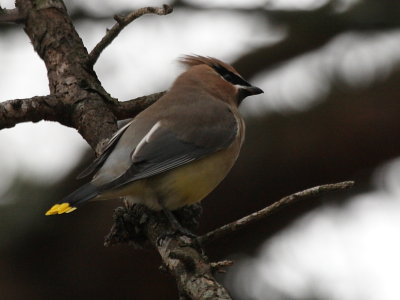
[0,8,25,23]
[109,91,166,120]
[210,260,234,274]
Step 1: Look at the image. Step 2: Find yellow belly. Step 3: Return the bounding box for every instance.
[98,145,239,210]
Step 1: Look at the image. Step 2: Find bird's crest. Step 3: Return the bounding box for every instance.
[179,55,239,76]
[180,55,252,89]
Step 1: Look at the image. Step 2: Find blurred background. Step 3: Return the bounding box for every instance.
[1,0,400,299]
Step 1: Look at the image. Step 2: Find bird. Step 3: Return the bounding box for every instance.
[45,55,263,221]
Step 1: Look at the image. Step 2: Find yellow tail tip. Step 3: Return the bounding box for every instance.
[45,203,77,215]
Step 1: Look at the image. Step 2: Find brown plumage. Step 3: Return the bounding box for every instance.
[45,55,263,216]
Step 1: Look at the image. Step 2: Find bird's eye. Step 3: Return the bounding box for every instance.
[213,64,251,87]
[222,73,235,82]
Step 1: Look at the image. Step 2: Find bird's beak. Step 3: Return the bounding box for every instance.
[237,84,264,103]
[244,85,263,95]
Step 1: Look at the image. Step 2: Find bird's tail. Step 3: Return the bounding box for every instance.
[45,183,99,215]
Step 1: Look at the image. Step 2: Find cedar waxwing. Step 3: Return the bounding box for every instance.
[45,55,263,216]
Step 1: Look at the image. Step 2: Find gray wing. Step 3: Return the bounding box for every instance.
[98,111,238,192]
[76,120,133,179]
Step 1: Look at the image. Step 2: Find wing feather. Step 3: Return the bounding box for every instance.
[76,120,134,179]
[98,109,238,192]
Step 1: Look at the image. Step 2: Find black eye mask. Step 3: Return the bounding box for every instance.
[212,64,251,87]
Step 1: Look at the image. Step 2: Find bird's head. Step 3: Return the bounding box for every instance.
[179,55,263,106]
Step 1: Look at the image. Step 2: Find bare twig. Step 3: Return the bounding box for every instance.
[198,181,354,245]
[88,5,173,65]
[0,7,25,23]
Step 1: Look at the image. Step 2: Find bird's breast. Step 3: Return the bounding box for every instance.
[150,141,241,210]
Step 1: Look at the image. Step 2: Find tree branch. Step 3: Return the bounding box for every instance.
[0,92,166,148]
[109,91,165,120]
[88,5,173,66]
[0,95,68,129]
[105,205,232,299]
[104,181,353,298]
[0,7,25,23]
[198,181,354,245]
[147,223,232,299]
